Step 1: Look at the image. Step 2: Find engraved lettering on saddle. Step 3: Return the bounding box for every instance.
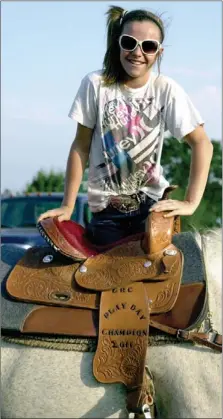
[104,303,128,318]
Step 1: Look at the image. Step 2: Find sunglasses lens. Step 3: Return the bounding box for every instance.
[142,40,159,54]
[120,35,137,51]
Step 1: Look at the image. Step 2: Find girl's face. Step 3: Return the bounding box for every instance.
[120,20,163,86]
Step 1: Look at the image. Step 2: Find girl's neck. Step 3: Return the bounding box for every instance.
[124,71,151,89]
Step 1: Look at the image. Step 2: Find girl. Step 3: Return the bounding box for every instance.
[38,6,213,246]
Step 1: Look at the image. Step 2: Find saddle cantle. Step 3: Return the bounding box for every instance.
[4,192,222,418]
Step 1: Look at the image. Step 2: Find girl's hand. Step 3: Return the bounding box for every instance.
[37,205,73,223]
[149,199,197,218]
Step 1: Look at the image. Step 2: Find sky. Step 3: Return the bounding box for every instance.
[1,0,222,193]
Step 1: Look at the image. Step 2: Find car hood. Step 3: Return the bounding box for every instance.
[1,227,40,238]
[1,227,47,247]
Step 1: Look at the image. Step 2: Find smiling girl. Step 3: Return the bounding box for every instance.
[38,6,213,246]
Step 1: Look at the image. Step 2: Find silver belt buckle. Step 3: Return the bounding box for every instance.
[109,194,140,213]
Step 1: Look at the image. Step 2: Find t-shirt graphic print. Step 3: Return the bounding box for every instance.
[100,95,164,193]
[69,70,204,212]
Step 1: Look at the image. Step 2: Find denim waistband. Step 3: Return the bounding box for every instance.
[93,192,155,220]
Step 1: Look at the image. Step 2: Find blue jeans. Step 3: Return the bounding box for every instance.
[85,193,156,246]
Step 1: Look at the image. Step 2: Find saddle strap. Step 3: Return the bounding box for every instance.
[126,367,155,417]
[93,282,152,411]
[150,319,222,352]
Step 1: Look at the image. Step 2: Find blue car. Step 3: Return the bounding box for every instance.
[1,192,91,250]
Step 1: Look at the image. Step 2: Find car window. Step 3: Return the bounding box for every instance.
[34,202,61,220]
[1,200,29,227]
[34,202,79,222]
[1,197,79,228]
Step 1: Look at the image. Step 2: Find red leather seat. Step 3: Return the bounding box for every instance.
[39,217,143,260]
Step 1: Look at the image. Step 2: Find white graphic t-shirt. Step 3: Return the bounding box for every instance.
[69,70,204,212]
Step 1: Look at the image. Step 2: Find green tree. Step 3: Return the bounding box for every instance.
[1,188,13,197]
[161,138,222,231]
[25,170,65,193]
[25,168,88,194]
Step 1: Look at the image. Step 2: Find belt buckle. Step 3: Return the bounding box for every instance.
[109,194,140,213]
[176,329,189,340]
[208,331,218,344]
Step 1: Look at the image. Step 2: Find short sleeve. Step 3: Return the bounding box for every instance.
[165,82,204,141]
[68,74,97,129]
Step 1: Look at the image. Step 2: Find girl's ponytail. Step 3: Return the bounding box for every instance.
[105,6,125,48]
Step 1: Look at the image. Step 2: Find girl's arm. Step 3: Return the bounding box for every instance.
[38,123,93,222]
[150,125,213,217]
[62,123,93,211]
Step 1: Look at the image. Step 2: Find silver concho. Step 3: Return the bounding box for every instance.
[42,254,54,263]
[79,265,87,273]
[164,249,177,256]
[144,260,152,268]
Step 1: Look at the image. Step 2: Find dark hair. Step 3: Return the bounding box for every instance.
[102,6,165,86]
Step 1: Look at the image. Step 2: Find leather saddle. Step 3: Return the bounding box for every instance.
[5,187,222,418]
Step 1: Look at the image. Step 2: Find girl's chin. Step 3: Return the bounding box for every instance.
[124,68,144,78]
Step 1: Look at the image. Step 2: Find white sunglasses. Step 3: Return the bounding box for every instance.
[119,34,162,56]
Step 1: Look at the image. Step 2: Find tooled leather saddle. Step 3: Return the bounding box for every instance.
[4,187,222,419]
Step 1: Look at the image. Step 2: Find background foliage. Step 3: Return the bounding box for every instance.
[160,138,222,231]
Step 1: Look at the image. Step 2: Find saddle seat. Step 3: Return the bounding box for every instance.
[38,215,143,260]
[37,208,179,262]
[36,185,181,261]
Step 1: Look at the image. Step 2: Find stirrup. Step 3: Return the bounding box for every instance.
[128,365,154,419]
[128,404,152,419]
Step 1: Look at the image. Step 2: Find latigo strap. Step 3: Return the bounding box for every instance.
[150,319,222,352]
